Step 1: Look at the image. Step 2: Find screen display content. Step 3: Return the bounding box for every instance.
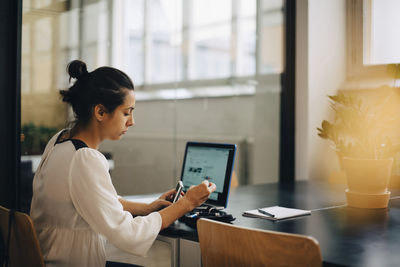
[182,146,229,200]
[180,142,236,208]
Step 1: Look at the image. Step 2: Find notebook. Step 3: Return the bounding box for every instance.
[243,206,311,221]
[179,142,237,209]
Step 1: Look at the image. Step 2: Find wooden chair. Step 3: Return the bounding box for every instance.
[0,205,45,267]
[197,218,322,267]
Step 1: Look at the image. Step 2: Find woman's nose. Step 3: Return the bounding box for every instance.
[127,114,135,127]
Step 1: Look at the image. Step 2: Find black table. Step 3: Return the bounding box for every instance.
[161,181,400,267]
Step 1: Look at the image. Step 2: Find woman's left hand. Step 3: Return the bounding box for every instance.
[160,188,177,202]
[149,188,184,212]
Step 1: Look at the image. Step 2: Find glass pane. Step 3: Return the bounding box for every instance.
[363,0,400,64]
[259,0,284,74]
[189,0,231,79]
[190,25,231,79]
[174,89,257,186]
[103,0,178,195]
[21,0,283,206]
[81,1,110,67]
[20,0,112,213]
[148,0,182,83]
[193,0,231,26]
[123,0,144,86]
[237,0,256,76]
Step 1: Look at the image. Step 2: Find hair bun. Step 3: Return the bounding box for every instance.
[67,60,88,80]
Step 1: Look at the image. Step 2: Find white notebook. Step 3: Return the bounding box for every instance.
[243,206,311,221]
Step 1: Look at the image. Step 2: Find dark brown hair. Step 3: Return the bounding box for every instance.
[60,60,134,126]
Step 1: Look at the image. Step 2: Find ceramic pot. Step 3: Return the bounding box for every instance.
[342,157,393,208]
[342,158,393,194]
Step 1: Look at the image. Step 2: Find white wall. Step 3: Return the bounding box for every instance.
[296,0,347,180]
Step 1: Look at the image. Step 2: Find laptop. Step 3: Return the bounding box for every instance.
[179,141,237,209]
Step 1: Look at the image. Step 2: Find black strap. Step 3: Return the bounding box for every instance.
[55,130,88,151]
[70,139,88,150]
[4,210,15,267]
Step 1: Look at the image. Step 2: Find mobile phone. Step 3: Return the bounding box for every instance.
[173,181,184,203]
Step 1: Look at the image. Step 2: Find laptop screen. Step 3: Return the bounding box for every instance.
[180,142,236,208]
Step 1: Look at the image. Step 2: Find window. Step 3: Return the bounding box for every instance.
[189,0,231,79]
[115,0,283,90]
[346,0,388,80]
[237,0,256,76]
[363,0,400,65]
[148,0,182,83]
[122,0,144,85]
[259,0,284,74]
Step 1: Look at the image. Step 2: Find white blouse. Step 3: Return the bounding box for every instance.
[30,131,162,267]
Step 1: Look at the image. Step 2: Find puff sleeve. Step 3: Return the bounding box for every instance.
[68,148,162,256]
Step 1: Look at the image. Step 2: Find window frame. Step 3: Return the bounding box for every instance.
[112,0,285,94]
[346,0,389,82]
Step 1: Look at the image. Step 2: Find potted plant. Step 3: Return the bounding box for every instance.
[21,123,59,155]
[317,92,399,208]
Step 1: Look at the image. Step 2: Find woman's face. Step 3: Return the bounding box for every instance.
[102,90,135,140]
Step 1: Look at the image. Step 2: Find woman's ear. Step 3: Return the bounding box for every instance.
[94,104,106,121]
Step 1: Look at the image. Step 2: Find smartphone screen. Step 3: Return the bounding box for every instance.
[173,181,183,203]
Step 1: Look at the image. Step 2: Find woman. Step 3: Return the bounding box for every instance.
[30,60,216,267]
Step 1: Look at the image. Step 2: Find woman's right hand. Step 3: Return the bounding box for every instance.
[182,180,216,210]
[158,180,217,229]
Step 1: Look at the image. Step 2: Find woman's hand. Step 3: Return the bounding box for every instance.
[181,180,216,210]
[148,187,184,212]
[160,188,183,202]
[158,180,217,229]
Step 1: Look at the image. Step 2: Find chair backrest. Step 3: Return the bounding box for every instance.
[0,205,45,267]
[197,218,322,267]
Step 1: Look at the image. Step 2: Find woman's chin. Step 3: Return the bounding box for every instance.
[109,135,122,141]
[107,131,127,140]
